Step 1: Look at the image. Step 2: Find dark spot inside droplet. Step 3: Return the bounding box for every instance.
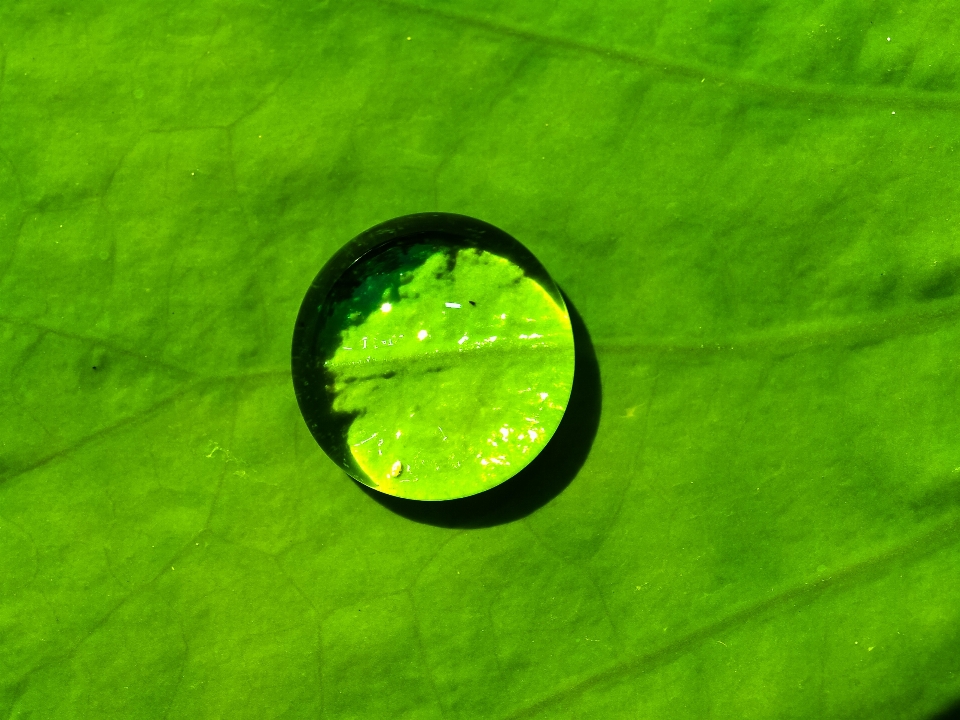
[381,371,397,379]
[92,366,98,370]
[469,300,476,306]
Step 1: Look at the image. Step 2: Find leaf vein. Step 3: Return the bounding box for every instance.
[0,379,208,489]
[370,0,960,111]
[502,512,960,719]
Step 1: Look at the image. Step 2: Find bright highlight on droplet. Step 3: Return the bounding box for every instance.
[291,213,575,501]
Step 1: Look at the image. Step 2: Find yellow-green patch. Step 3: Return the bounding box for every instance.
[313,239,574,500]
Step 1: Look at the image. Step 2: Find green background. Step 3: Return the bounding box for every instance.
[2,0,959,717]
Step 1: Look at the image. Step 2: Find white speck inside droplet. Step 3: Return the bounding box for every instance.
[539,392,549,401]
[458,335,469,345]
[499,428,510,440]
[396,430,402,439]
[528,429,538,441]
[500,313,506,319]
[445,302,461,308]
[381,302,392,312]
[487,336,497,342]
[417,329,429,340]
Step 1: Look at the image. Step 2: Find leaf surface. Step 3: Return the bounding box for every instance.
[2,0,960,717]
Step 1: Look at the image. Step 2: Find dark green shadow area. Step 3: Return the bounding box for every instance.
[932,701,960,720]
[357,291,600,527]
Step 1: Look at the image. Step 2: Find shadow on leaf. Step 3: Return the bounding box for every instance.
[357,290,601,528]
[932,700,960,720]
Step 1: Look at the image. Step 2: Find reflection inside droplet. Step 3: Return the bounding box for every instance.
[292,214,575,501]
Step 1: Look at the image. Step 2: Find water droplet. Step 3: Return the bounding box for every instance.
[291,213,575,501]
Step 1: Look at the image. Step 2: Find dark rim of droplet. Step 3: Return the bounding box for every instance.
[291,212,572,499]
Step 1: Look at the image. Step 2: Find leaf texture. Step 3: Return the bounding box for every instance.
[1,0,959,717]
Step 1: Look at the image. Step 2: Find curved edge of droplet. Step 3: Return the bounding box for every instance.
[291,212,575,497]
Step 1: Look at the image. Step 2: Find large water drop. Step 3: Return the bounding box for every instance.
[292,213,575,501]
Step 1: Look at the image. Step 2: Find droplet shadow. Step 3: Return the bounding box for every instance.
[932,700,960,720]
[357,290,601,528]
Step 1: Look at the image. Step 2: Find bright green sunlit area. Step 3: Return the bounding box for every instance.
[320,243,573,500]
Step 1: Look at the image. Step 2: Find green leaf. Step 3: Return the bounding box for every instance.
[2,0,959,717]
